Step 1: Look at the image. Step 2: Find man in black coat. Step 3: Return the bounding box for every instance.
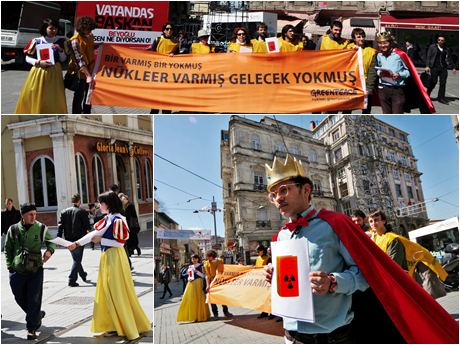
[1,198,21,251]
[57,194,90,287]
[425,34,457,104]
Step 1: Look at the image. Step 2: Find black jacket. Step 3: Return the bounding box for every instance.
[57,205,90,241]
[1,207,21,235]
[425,44,455,69]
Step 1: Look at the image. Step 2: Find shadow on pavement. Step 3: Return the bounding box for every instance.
[224,314,284,337]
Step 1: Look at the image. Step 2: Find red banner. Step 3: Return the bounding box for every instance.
[76,1,169,47]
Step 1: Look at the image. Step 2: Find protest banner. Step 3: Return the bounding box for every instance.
[208,265,271,313]
[76,1,169,47]
[89,45,366,113]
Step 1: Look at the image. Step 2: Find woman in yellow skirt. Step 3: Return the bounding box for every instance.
[68,191,151,341]
[15,18,67,114]
[177,254,210,322]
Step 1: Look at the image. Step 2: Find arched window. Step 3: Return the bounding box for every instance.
[144,158,152,199]
[31,156,57,208]
[135,158,142,200]
[92,154,105,200]
[75,153,89,203]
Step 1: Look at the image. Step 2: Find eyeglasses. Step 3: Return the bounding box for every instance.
[267,183,300,203]
[165,27,173,31]
[237,33,246,36]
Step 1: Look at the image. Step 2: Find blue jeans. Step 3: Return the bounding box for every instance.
[69,245,87,283]
[9,268,44,331]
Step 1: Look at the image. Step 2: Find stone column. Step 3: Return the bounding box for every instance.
[51,133,76,212]
[12,138,29,205]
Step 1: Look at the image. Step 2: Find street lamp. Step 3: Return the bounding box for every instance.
[193,196,222,245]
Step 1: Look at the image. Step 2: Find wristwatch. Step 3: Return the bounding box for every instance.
[328,274,337,293]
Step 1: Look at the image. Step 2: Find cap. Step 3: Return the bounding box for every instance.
[197,29,209,38]
[20,203,37,215]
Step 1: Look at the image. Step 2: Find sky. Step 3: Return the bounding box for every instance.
[154,115,459,237]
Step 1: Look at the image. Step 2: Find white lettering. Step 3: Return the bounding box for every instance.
[94,5,154,18]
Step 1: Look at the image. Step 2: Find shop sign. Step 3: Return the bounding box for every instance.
[96,141,149,156]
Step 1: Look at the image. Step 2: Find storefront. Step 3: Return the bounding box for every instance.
[1,115,153,231]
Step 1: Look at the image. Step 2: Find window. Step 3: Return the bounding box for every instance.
[334,147,342,162]
[393,169,400,180]
[388,128,396,137]
[395,183,403,198]
[404,173,411,183]
[342,200,352,216]
[388,151,396,162]
[135,158,142,200]
[309,150,318,162]
[313,179,322,192]
[75,153,89,203]
[31,156,57,208]
[338,167,345,179]
[290,144,300,156]
[399,133,406,142]
[361,165,368,175]
[274,141,284,152]
[416,188,421,200]
[339,182,348,197]
[257,207,267,221]
[145,158,152,199]
[254,173,264,185]
[92,154,105,200]
[251,134,261,150]
[407,186,414,199]
[332,129,340,142]
[363,180,370,193]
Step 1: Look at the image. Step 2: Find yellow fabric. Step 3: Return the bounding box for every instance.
[251,38,268,53]
[350,45,377,79]
[15,63,67,114]
[177,278,210,322]
[320,34,351,50]
[68,33,94,77]
[278,38,303,52]
[156,36,179,55]
[371,231,448,281]
[228,42,253,53]
[203,258,224,280]
[91,247,151,340]
[191,43,215,54]
[255,255,269,267]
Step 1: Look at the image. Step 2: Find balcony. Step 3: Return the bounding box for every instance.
[253,184,267,192]
[312,190,324,197]
[256,220,271,228]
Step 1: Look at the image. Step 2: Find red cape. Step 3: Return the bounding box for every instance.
[317,209,458,343]
[393,48,436,113]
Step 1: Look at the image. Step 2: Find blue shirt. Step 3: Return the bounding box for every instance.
[277,206,368,334]
[376,50,410,87]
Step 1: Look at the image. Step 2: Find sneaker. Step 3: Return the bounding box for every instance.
[223,312,233,318]
[27,331,37,340]
[68,281,79,287]
[80,273,88,282]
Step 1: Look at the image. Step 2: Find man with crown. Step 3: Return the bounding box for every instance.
[264,154,458,344]
[264,154,368,343]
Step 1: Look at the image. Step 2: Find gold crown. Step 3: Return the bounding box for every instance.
[265,154,308,192]
[376,31,394,43]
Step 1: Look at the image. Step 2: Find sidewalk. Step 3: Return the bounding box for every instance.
[154,281,459,344]
[154,281,284,344]
[1,230,153,344]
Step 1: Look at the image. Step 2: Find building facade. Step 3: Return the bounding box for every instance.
[1,115,153,231]
[312,115,428,235]
[220,116,335,263]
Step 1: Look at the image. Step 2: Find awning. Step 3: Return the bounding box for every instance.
[277,19,304,33]
[380,15,459,31]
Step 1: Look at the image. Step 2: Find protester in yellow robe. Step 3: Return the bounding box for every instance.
[177,255,210,322]
[204,250,232,318]
[251,22,269,53]
[191,30,215,54]
[68,191,151,341]
[15,18,67,114]
[316,21,353,50]
[228,27,253,53]
[278,24,303,52]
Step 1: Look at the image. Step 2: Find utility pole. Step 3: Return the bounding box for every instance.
[211,196,218,245]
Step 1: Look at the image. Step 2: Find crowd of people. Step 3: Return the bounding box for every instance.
[14,16,456,114]
[2,186,147,341]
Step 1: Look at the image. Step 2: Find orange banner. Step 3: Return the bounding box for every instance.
[90,45,366,113]
[208,265,271,313]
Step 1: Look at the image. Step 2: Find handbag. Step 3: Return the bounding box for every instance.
[64,71,80,91]
[415,262,447,299]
